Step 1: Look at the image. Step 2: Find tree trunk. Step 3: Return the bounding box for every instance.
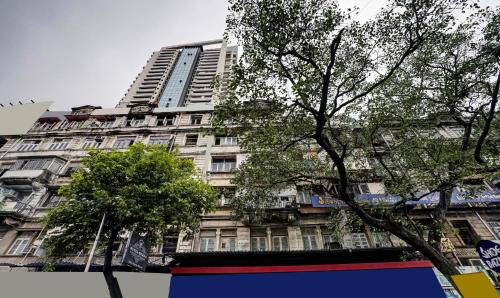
[342,190,461,279]
[103,229,123,298]
[401,230,460,277]
[315,132,462,287]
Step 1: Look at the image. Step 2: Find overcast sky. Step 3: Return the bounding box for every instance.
[0,0,496,110]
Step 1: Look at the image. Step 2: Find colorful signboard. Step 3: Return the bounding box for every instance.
[122,232,149,272]
[476,240,500,273]
[311,190,500,208]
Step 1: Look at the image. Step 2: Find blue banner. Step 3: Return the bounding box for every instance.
[476,240,500,273]
[169,267,446,298]
[311,190,500,208]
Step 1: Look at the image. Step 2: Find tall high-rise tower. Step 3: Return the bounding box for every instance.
[117,39,237,109]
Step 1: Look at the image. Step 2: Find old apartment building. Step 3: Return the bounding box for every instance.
[0,39,499,292]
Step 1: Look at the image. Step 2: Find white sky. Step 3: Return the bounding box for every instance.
[0,0,496,110]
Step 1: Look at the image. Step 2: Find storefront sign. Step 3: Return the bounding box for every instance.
[451,190,500,204]
[476,240,500,273]
[311,190,500,208]
[311,196,346,207]
[122,232,149,272]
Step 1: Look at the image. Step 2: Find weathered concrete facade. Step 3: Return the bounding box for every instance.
[0,39,498,292]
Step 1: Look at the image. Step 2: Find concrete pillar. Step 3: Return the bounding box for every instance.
[266,228,272,251]
[237,227,250,251]
[215,229,221,251]
[288,226,303,250]
[315,226,324,249]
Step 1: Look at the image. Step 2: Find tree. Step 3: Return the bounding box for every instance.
[214,0,499,279]
[43,143,217,298]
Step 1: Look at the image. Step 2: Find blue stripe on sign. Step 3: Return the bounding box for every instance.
[168,267,446,298]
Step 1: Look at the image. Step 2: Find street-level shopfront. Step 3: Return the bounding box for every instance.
[167,249,449,298]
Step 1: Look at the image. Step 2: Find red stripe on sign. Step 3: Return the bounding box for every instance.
[170,260,433,275]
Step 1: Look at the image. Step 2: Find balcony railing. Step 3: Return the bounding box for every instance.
[0,200,34,218]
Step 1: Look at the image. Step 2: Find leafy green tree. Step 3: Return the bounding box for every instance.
[215,0,499,279]
[43,143,217,298]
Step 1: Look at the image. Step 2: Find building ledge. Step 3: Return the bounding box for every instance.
[167,247,419,268]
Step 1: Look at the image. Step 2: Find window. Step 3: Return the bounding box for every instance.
[41,193,64,208]
[211,157,236,172]
[216,187,236,206]
[322,234,335,249]
[11,158,66,174]
[59,120,84,130]
[18,140,40,151]
[127,117,144,127]
[149,135,171,146]
[446,126,465,138]
[323,234,340,249]
[251,230,267,251]
[372,232,393,248]
[48,138,71,150]
[82,137,102,149]
[157,115,176,126]
[48,159,66,173]
[161,235,178,253]
[113,137,135,149]
[100,120,115,128]
[7,232,33,255]
[381,131,396,146]
[343,233,370,249]
[469,259,485,267]
[418,128,441,139]
[351,183,370,195]
[303,236,318,250]
[272,229,288,251]
[190,115,203,125]
[15,190,31,201]
[185,134,198,146]
[274,196,290,208]
[199,230,216,252]
[322,227,340,249]
[302,228,318,250]
[31,121,56,131]
[296,186,312,204]
[62,163,81,177]
[272,236,288,251]
[451,220,478,247]
[215,136,237,146]
[488,222,500,238]
[251,236,266,251]
[220,229,237,251]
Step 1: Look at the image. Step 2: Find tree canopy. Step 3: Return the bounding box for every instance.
[43,143,217,297]
[215,0,499,278]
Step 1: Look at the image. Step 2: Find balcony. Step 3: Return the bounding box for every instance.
[0,169,54,184]
[0,200,34,218]
[0,158,65,184]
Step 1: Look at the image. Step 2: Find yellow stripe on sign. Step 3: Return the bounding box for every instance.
[451,272,499,298]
